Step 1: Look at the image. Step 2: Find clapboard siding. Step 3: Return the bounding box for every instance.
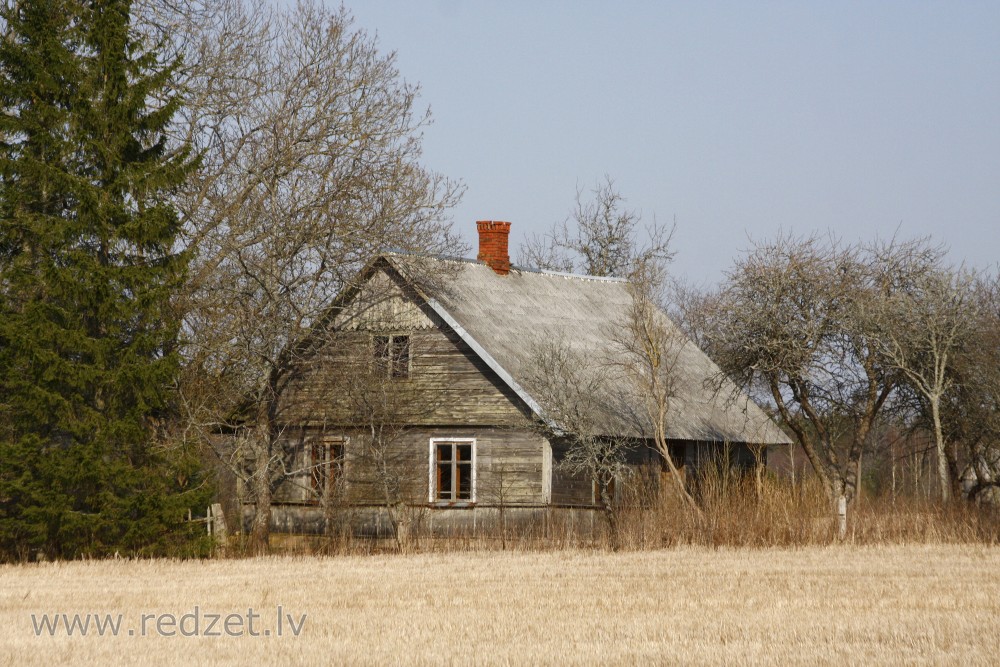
[280,297,532,429]
[551,440,669,507]
[550,441,595,506]
[273,426,548,508]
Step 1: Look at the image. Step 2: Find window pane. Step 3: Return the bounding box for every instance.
[330,443,345,487]
[311,442,327,498]
[331,443,345,465]
[457,462,472,500]
[456,444,471,462]
[437,463,452,499]
[373,336,389,375]
[391,335,410,378]
[436,444,452,462]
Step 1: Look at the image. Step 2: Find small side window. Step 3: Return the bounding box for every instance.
[373,334,410,379]
[311,438,345,504]
[593,477,617,507]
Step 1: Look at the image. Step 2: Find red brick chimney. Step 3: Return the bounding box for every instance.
[476,220,512,276]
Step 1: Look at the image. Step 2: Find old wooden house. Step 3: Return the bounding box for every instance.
[247,221,789,535]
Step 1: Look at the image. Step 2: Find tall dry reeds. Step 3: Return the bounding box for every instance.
[613,467,1000,550]
[222,468,999,557]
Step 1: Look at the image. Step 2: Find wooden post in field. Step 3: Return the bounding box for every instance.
[753,444,764,498]
[891,437,897,503]
[789,442,796,490]
[855,451,863,503]
[837,495,847,541]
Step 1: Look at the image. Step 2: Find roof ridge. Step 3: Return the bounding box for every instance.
[525,268,628,283]
[384,251,628,283]
[382,249,475,264]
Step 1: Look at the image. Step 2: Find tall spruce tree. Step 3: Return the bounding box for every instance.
[0,0,209,560]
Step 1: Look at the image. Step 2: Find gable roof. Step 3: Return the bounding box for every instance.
[384,254,790,446]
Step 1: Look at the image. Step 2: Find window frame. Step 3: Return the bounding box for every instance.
[428,438,477,505]
[592,475,617,507]
[309,436,346,505]
[373,333,411,379]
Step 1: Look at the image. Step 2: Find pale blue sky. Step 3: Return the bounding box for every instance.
[342,1,999,284]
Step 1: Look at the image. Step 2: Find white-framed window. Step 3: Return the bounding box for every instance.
[428,438,476,503]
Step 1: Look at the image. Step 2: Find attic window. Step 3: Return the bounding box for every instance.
[373,334,410,379]
[429,439,475,503]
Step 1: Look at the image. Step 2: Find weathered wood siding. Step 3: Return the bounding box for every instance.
[549,440,664,507]
[550,439,717,507]
[681,440,764,470]
[279,268,533,429]
[271,427,549,509]
[550,441,593,506]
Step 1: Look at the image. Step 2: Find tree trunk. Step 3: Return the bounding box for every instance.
[930,398,951,503]
[843,455,860,504]
[242,386,281,554]
[374,452,408,552]
[600,478,619,551]
[837,495,847,541]
[890,437,896,503]
[658,440,701,516]
[753,445,764,498]
[829,476,849,533]
[945,439,962,501]
[789,442,796,490]
[855,449,863,503]
[248,425,273,555]
[392,504,409,553]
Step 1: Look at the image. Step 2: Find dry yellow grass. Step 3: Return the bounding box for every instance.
[1,545,998,666]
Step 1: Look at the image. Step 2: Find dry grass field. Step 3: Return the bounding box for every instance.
[1,545,998,666]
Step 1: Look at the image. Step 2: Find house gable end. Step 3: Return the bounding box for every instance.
[279,259,535,428]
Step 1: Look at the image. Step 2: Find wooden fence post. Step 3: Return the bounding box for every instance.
[837,495,847,541]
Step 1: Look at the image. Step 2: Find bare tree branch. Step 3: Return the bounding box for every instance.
[140,0,466,552]
[518,175,674,278]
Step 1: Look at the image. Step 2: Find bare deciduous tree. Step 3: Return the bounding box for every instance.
[338,358,435,552]
[518,175,674,278]
[523,339,634,549]
[705,233,922,521]
[147,0,465,552]
[871,251,977,503]
[664,276,734,358]
[948,271,1000,502]
[524,196,702,531]
[614,260,701,516]
[482,457,517,550]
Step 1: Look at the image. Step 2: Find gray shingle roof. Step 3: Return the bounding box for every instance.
[388,255,790,445]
